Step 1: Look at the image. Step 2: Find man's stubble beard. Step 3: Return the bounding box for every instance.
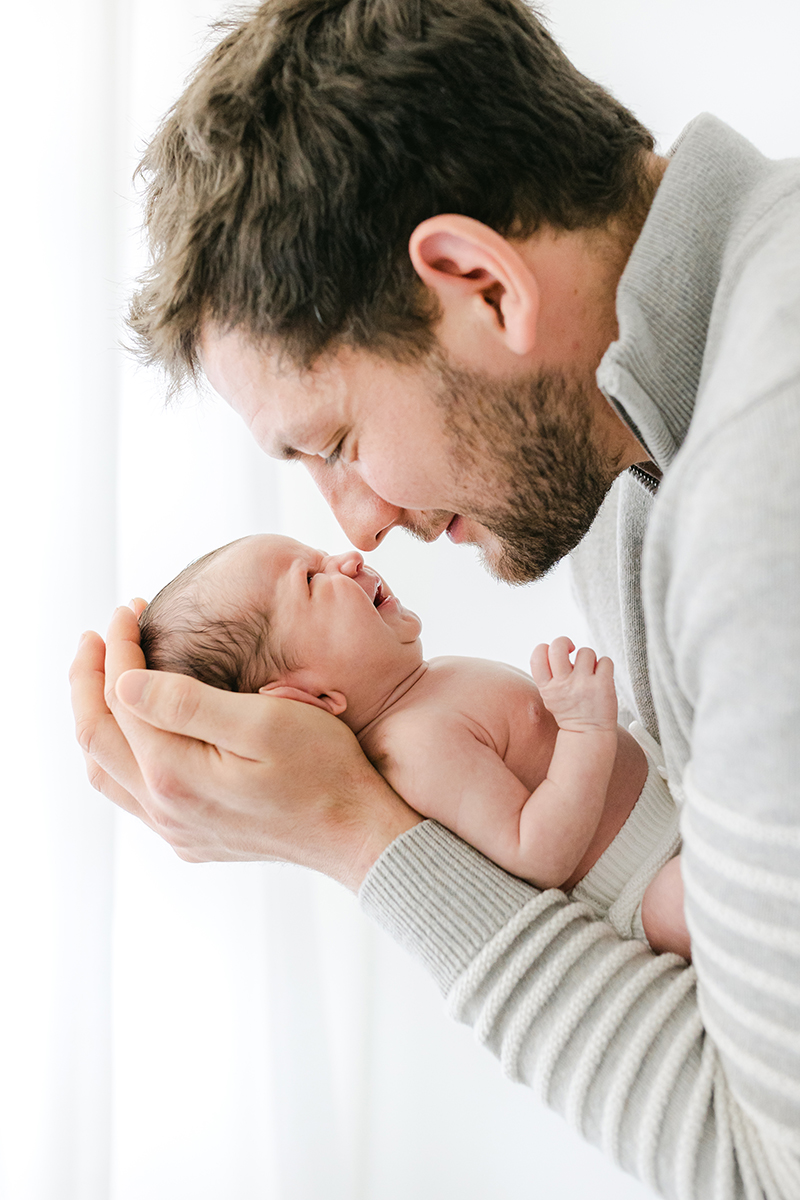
[430,358,623,584]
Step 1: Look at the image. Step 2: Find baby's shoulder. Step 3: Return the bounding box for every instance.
[364,662,479,748]
[359,683,467,781]
[426,655,539,701]
[364,657,537,762]
[411,655,539,742]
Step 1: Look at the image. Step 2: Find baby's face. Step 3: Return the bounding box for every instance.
[209,534,423,709]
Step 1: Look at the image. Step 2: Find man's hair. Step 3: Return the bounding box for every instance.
[129,0,655,388]
[139,542,285,692]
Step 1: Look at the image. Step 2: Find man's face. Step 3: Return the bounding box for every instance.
[201,327,622,583]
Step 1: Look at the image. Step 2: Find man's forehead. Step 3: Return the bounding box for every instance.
[201,323,344,395]
[200,324,349,449]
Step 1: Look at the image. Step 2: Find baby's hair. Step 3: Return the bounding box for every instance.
[139,540,286,693]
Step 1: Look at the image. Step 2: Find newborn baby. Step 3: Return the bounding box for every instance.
[140,534,689,957]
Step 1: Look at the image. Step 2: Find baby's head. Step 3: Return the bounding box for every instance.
[139,539,285,694]
[140,535,423,727]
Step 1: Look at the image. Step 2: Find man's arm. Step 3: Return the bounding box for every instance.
[361,817,800,1199]
[70,605,422,890]
[361,388,800,1199]
[361,823,721,1197]
[648,383,800,1159]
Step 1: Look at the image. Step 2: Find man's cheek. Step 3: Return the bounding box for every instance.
[362,453,450,510]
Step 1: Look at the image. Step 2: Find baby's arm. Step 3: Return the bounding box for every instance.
[523,638,619,884]
[372,640,618,889]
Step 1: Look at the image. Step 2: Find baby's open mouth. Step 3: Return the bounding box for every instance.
[354,566,389,607]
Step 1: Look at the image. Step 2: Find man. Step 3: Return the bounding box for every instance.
[70,1,800,1195]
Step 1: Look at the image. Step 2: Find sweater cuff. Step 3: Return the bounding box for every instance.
[359,820,537,993]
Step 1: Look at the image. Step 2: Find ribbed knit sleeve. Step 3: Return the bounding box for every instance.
[361,821,796,1199]
[360,121,800,1199]
[641,375,800,1198]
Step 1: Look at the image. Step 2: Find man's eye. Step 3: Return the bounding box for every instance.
[323,438,345,467]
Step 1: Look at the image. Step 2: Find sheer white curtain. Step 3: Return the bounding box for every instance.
[2,1,798,1198]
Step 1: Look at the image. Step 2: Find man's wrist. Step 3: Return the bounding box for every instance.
[340,802,424,892]
[326,761,424,891]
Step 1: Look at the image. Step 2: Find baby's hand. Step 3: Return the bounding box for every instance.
[530,638,617,734]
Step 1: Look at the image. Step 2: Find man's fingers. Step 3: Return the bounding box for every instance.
[115,667,297,752]
[70,626,151,807]
[115,667,346,764]
[70,629,112,752]
[81,751,156,826]
[104,605,147,704]
[102,605,184,794]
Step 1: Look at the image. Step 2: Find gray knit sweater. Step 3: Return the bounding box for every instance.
[360,115,800,1199]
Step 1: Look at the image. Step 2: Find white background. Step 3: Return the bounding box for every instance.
[1,1,798,1197]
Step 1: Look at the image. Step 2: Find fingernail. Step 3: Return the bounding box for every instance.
[117,670,150,707]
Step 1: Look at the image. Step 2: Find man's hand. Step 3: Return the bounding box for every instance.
[530,637,618,734]
[69,605,421,890]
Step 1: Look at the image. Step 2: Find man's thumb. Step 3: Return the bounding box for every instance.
[116,669,152,708]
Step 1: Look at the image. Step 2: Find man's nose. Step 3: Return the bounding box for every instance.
[305,460,405,551]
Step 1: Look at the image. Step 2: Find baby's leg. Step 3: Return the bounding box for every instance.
[640,855,691,959]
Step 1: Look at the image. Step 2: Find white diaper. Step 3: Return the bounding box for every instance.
[569,723,681,943]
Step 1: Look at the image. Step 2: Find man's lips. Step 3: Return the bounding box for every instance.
[446,515,465,543]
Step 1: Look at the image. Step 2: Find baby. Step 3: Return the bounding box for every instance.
[139,534,689,958]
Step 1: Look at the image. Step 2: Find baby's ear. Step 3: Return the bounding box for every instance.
[258,682,347,717]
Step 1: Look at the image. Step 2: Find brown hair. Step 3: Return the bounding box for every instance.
[129,0,655,389]
[139,541,286,692]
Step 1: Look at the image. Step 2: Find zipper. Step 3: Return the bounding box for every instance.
[628,462,661,494]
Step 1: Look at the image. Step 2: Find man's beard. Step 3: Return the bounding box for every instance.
[431,358,622,584]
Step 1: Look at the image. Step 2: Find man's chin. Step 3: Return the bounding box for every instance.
[463,520,563,585]
[450,520,529,585]
[414,511,564,586]
[477,541,539,585]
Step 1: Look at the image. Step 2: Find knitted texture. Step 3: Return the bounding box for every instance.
[362,116,800,1196]
[571,742,680,940]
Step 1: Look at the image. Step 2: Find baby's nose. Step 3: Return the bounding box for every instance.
[324,550,365,577]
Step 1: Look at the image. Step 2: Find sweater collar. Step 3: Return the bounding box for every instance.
[597,113,766,471]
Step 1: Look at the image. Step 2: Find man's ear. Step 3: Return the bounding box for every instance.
[258,681,347,717]
[408,214,539,357]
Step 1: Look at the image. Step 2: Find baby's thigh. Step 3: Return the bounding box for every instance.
[640,856,692,959]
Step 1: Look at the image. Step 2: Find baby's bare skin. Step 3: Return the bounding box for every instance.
[137,535,689,954]
[357,638,688,956]
[358,648,649,891]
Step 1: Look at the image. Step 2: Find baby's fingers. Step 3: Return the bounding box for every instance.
[530,643,553,685]
[573,646,598,674]
[595,655,615,681]
[547,636,576,678]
